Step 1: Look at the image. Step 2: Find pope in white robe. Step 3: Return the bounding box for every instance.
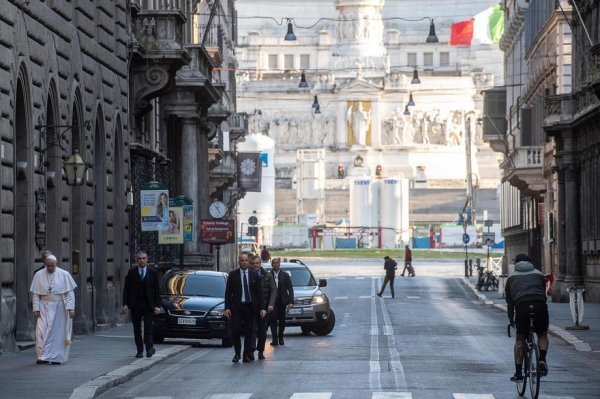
[29,254,77,364]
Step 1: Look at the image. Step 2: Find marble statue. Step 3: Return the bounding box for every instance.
[347,102,371,146]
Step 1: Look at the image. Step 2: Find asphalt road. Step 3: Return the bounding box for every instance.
[97,260,600,399]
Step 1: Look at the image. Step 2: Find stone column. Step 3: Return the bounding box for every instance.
[370,100,382,147]
[336,102,349,149]
[562,130,583,285]
[180,117,200,256]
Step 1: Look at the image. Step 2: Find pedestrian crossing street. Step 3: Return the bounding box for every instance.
[129,393,575,399]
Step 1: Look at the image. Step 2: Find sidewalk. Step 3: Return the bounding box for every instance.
[463,275,600,353]
[0,324,190,399]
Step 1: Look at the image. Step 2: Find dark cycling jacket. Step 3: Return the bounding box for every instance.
[505,261,546,320]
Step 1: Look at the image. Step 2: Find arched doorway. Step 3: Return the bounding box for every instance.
[15,74,34,341]
[44,83,61,258]
[93,108,108,324]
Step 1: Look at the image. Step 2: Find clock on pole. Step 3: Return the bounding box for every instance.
[209,200,227,219]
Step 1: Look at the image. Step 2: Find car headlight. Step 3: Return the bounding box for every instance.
[209,308,225,316]
[159,307,166,314]
[311,295,326,304]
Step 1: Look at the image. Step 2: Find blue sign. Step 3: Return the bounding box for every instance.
[259,153,268,167]
[462,233,470,244]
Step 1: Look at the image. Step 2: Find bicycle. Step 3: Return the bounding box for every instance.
[508,311,541,399]
[477,265,499,291]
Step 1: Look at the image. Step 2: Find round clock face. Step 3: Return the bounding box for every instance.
[209,201,227,218]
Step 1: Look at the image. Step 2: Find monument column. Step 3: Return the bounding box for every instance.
[336,102,349,148]
[370,100,382,147]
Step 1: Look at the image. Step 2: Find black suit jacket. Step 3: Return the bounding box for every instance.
[225,268,264,312]
[271,270,294,306]
[123,266,161,311]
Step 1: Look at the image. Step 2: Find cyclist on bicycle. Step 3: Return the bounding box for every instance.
[505,253,549,382]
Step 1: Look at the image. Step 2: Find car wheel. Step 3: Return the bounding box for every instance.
[221,336,232,347]
[153,335,165,344]
[312,310,335,336]
[300,325,313,335]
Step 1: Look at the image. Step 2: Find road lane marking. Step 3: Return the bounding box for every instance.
[406,296,421,299]
[360,295,372,299]
[289,394,332,399]
[334,296,348,300]
[370,277,381,391]
[453,395,495,399]
[380,293,407,390]
[205,395,252,399]
[372,393,413,398]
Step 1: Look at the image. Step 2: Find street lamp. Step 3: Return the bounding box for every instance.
[63,150,89,186]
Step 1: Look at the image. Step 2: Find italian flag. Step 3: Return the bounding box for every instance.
[449,4,504,46]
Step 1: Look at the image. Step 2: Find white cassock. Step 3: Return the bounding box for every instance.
[30,267,77,363]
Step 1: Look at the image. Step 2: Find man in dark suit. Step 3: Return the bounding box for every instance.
[122,250,161,358]
[224,253,265,363]
[269,257,294,346]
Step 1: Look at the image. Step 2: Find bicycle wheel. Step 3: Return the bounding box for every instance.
[529,343,540,399]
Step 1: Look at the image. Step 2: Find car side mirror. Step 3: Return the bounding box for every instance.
[318,279,327,287]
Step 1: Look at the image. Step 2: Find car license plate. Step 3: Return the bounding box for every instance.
[287,308,303,315]
[177,317,195,325]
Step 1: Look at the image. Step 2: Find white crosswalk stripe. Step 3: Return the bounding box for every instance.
[132,392,578,398]
[372,392,412,398]
[334,296,348,300]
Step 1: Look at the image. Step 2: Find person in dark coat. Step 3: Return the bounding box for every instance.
[224,253,265,363]
[250,255,277,359]
[269,257,294,346]
[377,256,398,298]
[260,246,271,262]
[122,250,161,358]
[505,253,549,381]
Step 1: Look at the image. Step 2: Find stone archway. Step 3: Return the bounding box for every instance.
[93,108,108,325]
[14,72,34,341]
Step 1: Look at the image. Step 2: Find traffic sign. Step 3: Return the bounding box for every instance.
[248,216,258,226]
[462,233,470,244]
[482,232,496,246]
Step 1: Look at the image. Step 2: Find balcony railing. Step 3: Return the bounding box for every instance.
[227,112,248,141]
[512,146,543,169]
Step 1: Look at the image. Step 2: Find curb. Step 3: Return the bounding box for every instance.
[69,345,191,399]
[460,277,592,353]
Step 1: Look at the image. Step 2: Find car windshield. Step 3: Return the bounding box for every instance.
[282,267,316,287]
[164,274,225,297]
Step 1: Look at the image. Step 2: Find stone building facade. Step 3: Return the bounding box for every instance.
[0,0,244,353]
[484,0,571,276]
[543,0,600,302]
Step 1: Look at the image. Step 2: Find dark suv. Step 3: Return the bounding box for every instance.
[154,270,231,346]
[264,259,335,336]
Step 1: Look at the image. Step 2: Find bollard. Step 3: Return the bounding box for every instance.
[566,285,589,330]
[464,260,469,277]
[469,259,473,276]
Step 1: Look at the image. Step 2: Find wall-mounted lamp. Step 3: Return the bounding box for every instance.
[63,150,89,186]
[126,184,134,209]
[407,92,415,107]
[403,105,411,116]
[299,70,309,88]
[16,161,27,180]
[35,117,91,186]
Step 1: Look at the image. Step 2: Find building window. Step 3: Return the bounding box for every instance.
[440,52,450,66]
[300,54,310,69]
[407,52,417,67]
[268,54,278,69]
[284,54,294,70]
[424,52,433,67]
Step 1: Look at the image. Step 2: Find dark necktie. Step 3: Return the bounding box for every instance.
[139,268,145,280]
[242,270,251,303]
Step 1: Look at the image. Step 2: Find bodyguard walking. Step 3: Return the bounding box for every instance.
[250,255,277,359]
[270,257,294,345]
[377,256,397,298]
[122,250,161,358]
[224,253,265,363]
[401,245,415,277]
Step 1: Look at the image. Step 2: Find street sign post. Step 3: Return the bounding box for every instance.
[462,233,470,244]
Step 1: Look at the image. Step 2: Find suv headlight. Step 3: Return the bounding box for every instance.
[209,308,225,316]
[311,294,326,304]
[158,307,166,314]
